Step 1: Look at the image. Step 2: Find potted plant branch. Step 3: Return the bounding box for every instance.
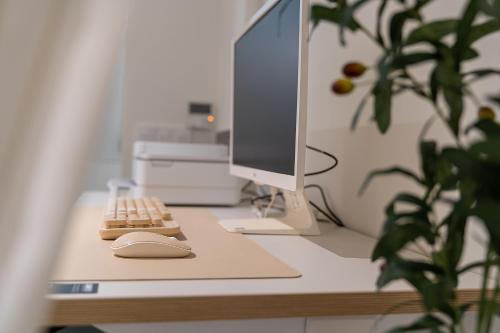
[311,0,500,332]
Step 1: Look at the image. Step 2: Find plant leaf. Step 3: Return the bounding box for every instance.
[436,61,463,136]
[463,46,480,60]
[480,0,500,19]
[443,147,500,197]
[389,9,420,48]
[376,259,433,290]
[359,166,423,194]
[388,0,432,48]
[470,119,500,138]
[405,19,458,45]
[467,19,500,44]
[490,93,500,105]
[472,198,500,253]
[391,52,436,69]
[469,138,500,164]
[385,192,430,215]
[442,202,469,277]
[453,0,481,65]
[376,261,453,313]
[463,68,500,82]
[429,65,440,103]
[424,282,458,316]
[435,156,458,190]
[383,210,430,230]
[372,222,435,260]
[441,148,480,178]
[338,0,370,46]
[310,5,359,30]
[458,258,500,274]
[373,78,393,133]
[420,140,439,186]
[376,0,389,47]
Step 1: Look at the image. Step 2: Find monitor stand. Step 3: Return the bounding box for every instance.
[218,190,320,236]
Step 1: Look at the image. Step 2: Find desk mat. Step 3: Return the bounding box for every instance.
[52,206,301,281]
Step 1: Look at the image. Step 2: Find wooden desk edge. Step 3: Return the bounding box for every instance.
[47,289,481,325]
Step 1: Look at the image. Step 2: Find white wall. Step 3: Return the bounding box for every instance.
[305,0,500,242]
[121,0,220,175]
[117,0,263,177]
[305,0,436,237]
[83,40,126,190]
[83,0,262,184]
[214,0,266,130]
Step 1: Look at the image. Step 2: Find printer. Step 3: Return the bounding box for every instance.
[132,141,243,205]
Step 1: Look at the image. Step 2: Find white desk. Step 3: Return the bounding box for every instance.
[47,191,484,332]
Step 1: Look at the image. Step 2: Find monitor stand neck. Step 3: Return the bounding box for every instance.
[217,189,320,236]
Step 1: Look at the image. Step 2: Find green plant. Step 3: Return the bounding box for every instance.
[311,0,500,332]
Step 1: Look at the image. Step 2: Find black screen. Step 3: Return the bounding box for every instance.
[233,0,300,176]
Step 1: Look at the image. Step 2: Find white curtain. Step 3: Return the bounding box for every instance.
[0,1,129,332]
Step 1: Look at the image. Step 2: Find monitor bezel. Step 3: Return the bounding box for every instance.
[229,0,309,191]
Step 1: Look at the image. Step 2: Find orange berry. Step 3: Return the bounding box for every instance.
[331,78,354,95]
[342,62,367,78]
[478,106,496,121]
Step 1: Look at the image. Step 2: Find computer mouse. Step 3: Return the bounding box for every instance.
[110,231,191,258]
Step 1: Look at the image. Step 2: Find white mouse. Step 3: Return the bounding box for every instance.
[110,231,191,258]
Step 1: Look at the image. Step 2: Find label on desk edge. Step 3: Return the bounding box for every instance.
[49,283,98,294]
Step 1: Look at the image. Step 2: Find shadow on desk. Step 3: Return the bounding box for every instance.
[304,223,376,259]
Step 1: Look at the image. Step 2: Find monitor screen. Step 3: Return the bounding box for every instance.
[232,0,300,176]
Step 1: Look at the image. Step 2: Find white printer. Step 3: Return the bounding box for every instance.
[132,141,242,205]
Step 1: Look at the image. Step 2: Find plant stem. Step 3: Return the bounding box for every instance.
[477,244,493,333]
[484,262,499,333]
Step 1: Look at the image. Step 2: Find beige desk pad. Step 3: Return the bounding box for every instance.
[52,206,301,281]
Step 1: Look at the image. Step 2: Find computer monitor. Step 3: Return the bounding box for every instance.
[220,0,319,235]
[230,0,308,192]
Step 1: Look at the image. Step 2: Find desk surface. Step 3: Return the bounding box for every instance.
[47,191,483,325]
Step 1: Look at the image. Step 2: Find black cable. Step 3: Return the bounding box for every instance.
[305,145,339,177]
[310,200,343,227]
[251,192,285,212]
[251,193,277,204]
[303,146,343,226]
[308,200,339,225]
[241,180,258,196]
[241,180,252,192]
[305,184,345,227]
[242,178,344,226]
[306,184,343,225]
